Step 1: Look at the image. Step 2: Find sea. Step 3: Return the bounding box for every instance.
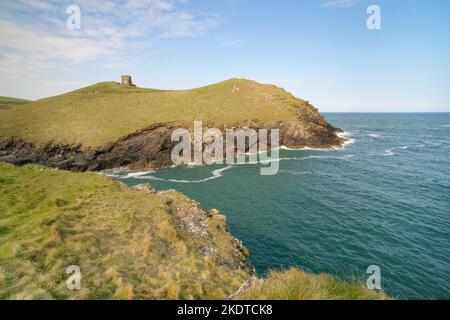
[110,113,450,299]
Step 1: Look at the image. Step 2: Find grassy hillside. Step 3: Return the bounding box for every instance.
[237,268,389,300]
[0,163,251,299]
[0,97,31,110]
[0,97,31,104]
[0,79,312,148]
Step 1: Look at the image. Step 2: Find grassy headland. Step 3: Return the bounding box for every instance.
[0,79,317,147]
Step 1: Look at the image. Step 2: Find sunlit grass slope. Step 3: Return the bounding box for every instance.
[237,268,389,300]
[0,97,31,104]
[0,79,312,147]
[0,163,250,299]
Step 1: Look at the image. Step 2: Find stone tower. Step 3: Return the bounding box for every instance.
[121,75,133,87]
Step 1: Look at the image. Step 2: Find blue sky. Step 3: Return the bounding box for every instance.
[0,0,449,112]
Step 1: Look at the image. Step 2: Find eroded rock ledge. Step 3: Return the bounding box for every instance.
[0,120,344,172]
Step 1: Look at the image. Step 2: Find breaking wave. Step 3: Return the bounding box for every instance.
[279,169,314,176]
[380,144,425,156]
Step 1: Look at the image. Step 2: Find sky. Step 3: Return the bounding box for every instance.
[0,0,449,112]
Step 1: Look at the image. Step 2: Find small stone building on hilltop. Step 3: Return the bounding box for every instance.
[121,75,134,87]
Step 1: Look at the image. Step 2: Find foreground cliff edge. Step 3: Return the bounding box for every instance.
[0,79,344,171]
[0,163,251,299]
[0,163,388,300]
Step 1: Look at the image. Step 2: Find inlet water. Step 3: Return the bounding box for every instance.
[112,113,450,299]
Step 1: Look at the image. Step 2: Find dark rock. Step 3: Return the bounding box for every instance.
[0,116,344,172]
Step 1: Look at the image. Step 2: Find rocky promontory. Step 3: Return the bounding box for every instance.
[0,79,344,172]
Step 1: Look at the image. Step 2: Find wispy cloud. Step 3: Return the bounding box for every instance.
[17,0,58,11]
[321,0,362,8]
[0,0,219,78]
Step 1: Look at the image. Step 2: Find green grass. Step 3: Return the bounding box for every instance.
[236,268,390,300]
[0,163,250,299]
[0,97,31,104]
[0,79,314,147]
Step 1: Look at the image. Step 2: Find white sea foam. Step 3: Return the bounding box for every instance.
[381,145,414,156]
[109,145,355,183]
[277,131,356,152]
[246,145,333,152]
[279,169,313,176]
[424,140,443,147]
[108,153,355,184]
[252,154,354,165]
[368,133,381,138]
[336,131,346,138]
[335,131,356,149]
[341,138,356,147]
[280,145,331,151]
[133,165,234,184]
[122,171,155,179]
[337,131,353,139]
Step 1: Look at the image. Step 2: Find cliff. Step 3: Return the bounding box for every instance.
[0,163,252,299]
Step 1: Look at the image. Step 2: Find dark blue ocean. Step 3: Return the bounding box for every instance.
[113,113,450,299]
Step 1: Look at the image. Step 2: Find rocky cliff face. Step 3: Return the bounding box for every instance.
[0,124,175,171]
[0,115,344,172]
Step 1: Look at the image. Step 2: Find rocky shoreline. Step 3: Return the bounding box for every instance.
[0,120,344,172]
[131,183,255,277]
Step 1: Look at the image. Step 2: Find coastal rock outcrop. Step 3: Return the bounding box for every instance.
[0,118,343,172]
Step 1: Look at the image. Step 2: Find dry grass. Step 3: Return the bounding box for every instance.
[236,268,390,300]
[0,163,250,299]
[0,79,312,147]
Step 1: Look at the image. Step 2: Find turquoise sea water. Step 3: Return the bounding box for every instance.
[112,113,450,299]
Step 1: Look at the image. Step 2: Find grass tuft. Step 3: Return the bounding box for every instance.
[236,268,390,300]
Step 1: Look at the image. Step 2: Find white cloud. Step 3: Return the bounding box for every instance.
[156,11,219,38]
[17,0,57,11]
[0,0,219,88]
[321,0,361,8]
